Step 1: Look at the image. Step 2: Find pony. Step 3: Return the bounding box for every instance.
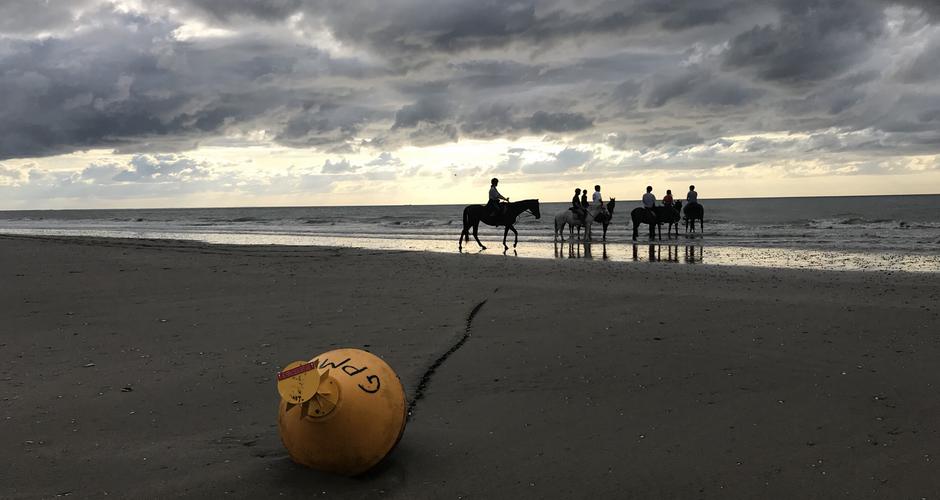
[458,199,541,251]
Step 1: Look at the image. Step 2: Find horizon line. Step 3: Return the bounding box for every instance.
[1,192,938,212]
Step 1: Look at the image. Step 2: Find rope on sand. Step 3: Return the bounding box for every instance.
[406,299,487,421]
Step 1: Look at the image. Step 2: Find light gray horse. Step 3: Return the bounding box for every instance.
[554,201,610,241]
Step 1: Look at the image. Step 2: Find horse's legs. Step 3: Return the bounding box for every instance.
[502,226,510,249]
[472,224,485,249]
[699,218,704,233]
[632,221,638,241]
[458,227,466,250]
[603,223,608,241]
[510,225,518,247]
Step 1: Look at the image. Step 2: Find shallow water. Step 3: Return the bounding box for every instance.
[1,227,937,273]
[1,194,938,272]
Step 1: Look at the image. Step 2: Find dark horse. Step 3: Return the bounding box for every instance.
[593,198,617,241]
[662,201,683,238]
[630,204,682,240]
[683,202,704,233]
[459,199,541,251]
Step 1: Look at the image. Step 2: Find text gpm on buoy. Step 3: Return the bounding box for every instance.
[276,348,407,476]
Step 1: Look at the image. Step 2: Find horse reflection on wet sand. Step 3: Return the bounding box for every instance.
[632,244,703,264]
[553,240,608,260]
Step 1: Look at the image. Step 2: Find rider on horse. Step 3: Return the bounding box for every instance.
[487,178,509,217]
[686,185,698,206]
[571,188,586,223]
[592,184,609,221]
[642,185,656,216]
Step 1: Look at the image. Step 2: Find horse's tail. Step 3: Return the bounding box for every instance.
[462,205,472,241]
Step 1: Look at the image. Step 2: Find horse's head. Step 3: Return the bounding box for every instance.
[674,200,682,212]
[531,199,541,219]
[608,198,616,214]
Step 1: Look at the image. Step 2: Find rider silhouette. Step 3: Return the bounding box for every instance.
[487,178,509,217]
[571,188,586,222]
[642,186,656,217]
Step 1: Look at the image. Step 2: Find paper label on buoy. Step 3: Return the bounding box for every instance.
[277,360,321,404]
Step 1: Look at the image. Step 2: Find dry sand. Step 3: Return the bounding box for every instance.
[2,234,939,498]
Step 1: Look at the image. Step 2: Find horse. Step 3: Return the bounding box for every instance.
[592,198,616,240]
[683,202,704,233]
[458,199,541,251]
[554,209,594,241]
[630,204,680,240]
[554,199,616,241]
[660,201,682,238]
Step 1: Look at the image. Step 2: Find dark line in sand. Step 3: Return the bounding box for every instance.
[406,299,487,421]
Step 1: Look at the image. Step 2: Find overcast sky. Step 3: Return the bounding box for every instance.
[0,0,939,208]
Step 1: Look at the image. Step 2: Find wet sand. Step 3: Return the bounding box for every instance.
[2,234,940,498]
[3,226,939,273]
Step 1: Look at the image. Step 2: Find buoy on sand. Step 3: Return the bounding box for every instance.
[276,348,406,476]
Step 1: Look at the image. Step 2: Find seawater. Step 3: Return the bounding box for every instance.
[1,194,938,272]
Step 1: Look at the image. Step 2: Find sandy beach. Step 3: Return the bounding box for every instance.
[3,234,940,498]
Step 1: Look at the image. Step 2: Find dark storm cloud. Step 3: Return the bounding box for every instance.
[528,111,593,133]
[182,0,305,22]
[0,6,388,160]
[889,0,940,20]
[722,0,885,83]
[392,96,455,129]
[176,0,750,57]
[0,0,96,35]
[1,0,940,168]
[895,34,940,83]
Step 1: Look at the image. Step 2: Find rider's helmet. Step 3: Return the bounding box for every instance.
[491,178,499,186]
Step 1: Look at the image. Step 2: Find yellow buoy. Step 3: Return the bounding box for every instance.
[276,348,407,475]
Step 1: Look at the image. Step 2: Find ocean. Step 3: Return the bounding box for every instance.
[1,194,938,272]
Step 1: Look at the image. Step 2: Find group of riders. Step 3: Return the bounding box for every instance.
[640,184,699,215]
[486,176,700,224]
